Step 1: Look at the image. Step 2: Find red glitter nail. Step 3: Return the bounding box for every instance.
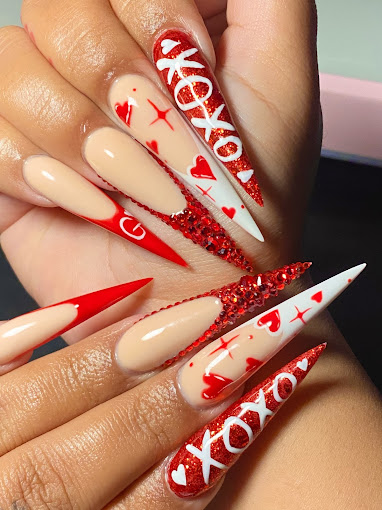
[167,344,326,498]
[153,30,263,206]
[135,261,310,366]
[97,155,254,272]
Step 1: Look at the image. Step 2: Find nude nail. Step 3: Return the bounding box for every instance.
[179,264,366,408]
[0,279,153,364]
[115,262,310,373]
[109,75,263,242]
[23,155,186,266]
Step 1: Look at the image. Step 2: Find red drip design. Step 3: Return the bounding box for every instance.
[167,344,326,498]
[154,30,263,206]
[96,155,254,272]
[134,262,311,367]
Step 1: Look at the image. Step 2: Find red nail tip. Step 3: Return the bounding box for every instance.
[168,344,326,498]
[96,157,254,272]
[153,30,263,206]
[135,262,309,367]
[84,202,187,267]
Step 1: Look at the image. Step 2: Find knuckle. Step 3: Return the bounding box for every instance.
[0,26,26,58]
[0,448,75,509]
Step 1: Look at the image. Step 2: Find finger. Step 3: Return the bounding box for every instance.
[0,278,152,367]
[105,460,225,509]
[0,116,55,207]
[0,193,33,233]
[22,0,264,242]
[111,0,264,205]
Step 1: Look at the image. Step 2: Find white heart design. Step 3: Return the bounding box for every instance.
[297,358,308,371]
[171,464,187,486]
[161,39,181,55]
[237,169,254,183]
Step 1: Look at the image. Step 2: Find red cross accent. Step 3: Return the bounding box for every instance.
[289,305,312,325]
[209,335,239,359]
[147,99,174,130]
[195,185,215,201]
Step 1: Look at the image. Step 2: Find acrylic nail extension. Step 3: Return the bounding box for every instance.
[179,263,366,407]
[167,344,326,498]
[23,155,186,266]
[0,279,153,365]
[115,262,310,372]
[153,30,263,206]
[109,75,263,242]
[84,128,254,271]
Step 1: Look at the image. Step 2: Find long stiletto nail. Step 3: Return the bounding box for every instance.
[83,128,253,271]
[109,75,263,242]
[179,263,366,408]
[168,344,325,497]
[115,262,310,372]
[153,30,263,206]
[23,155,186,267]
[0,279,153,364]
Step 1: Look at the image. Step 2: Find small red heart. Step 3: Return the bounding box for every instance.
[246,357,262,373]
[115,101,133,127]
[311,291,323,303]
[189,155,216,180]
[257,309,281,333]
[202,373,233,400]
[146,140,159,154]
[222,207,236,219]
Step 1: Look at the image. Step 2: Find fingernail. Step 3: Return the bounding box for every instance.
[115,262,310,372]
[0,279,153,364]
[109,75,263,242]
[83,127,253,271]
[23,155,186,267]
[179,263,366,408]
[168,344,326,497]
[153,30,263,206]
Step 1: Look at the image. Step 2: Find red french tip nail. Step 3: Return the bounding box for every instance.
[56,278,153,333]
[167,343,326,498]
[98,156,254,272]
[153,30,263,206]
[82,201,187,267]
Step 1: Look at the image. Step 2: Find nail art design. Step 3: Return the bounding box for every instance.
[179,264,366,407]
[109,75,263,241]
[84,128,253,271]
[116,262,310,372]
[168,344,325,497]
[0,279,153,365]
[23,155,186,267]
[153,30,263,206]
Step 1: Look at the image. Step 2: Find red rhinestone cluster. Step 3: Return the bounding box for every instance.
[96,157,253,272]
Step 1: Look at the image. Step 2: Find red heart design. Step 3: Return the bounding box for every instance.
[115,101,133,127]
[222,207,236,219]
[146,140,159,154]
[311,291,323,303]
[257,309,281,333]
[202,373,233,400]
[189,155,216,180]
[246,357,262,373]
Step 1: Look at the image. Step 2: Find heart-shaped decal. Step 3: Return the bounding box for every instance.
[246,357,262,373]
[146,140,159,154]
[115,101,133,127]
[188,155,216,180]
[311,291,323,303]
[237,169,254,183]
[257,309,281,334]
[202,373,233,400]
[161,39,181,55]
[222,207,236,219]
[297,358,308,371]
[171,464,187,486]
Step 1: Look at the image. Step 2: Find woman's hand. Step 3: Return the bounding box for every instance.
[0,0,321,346]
